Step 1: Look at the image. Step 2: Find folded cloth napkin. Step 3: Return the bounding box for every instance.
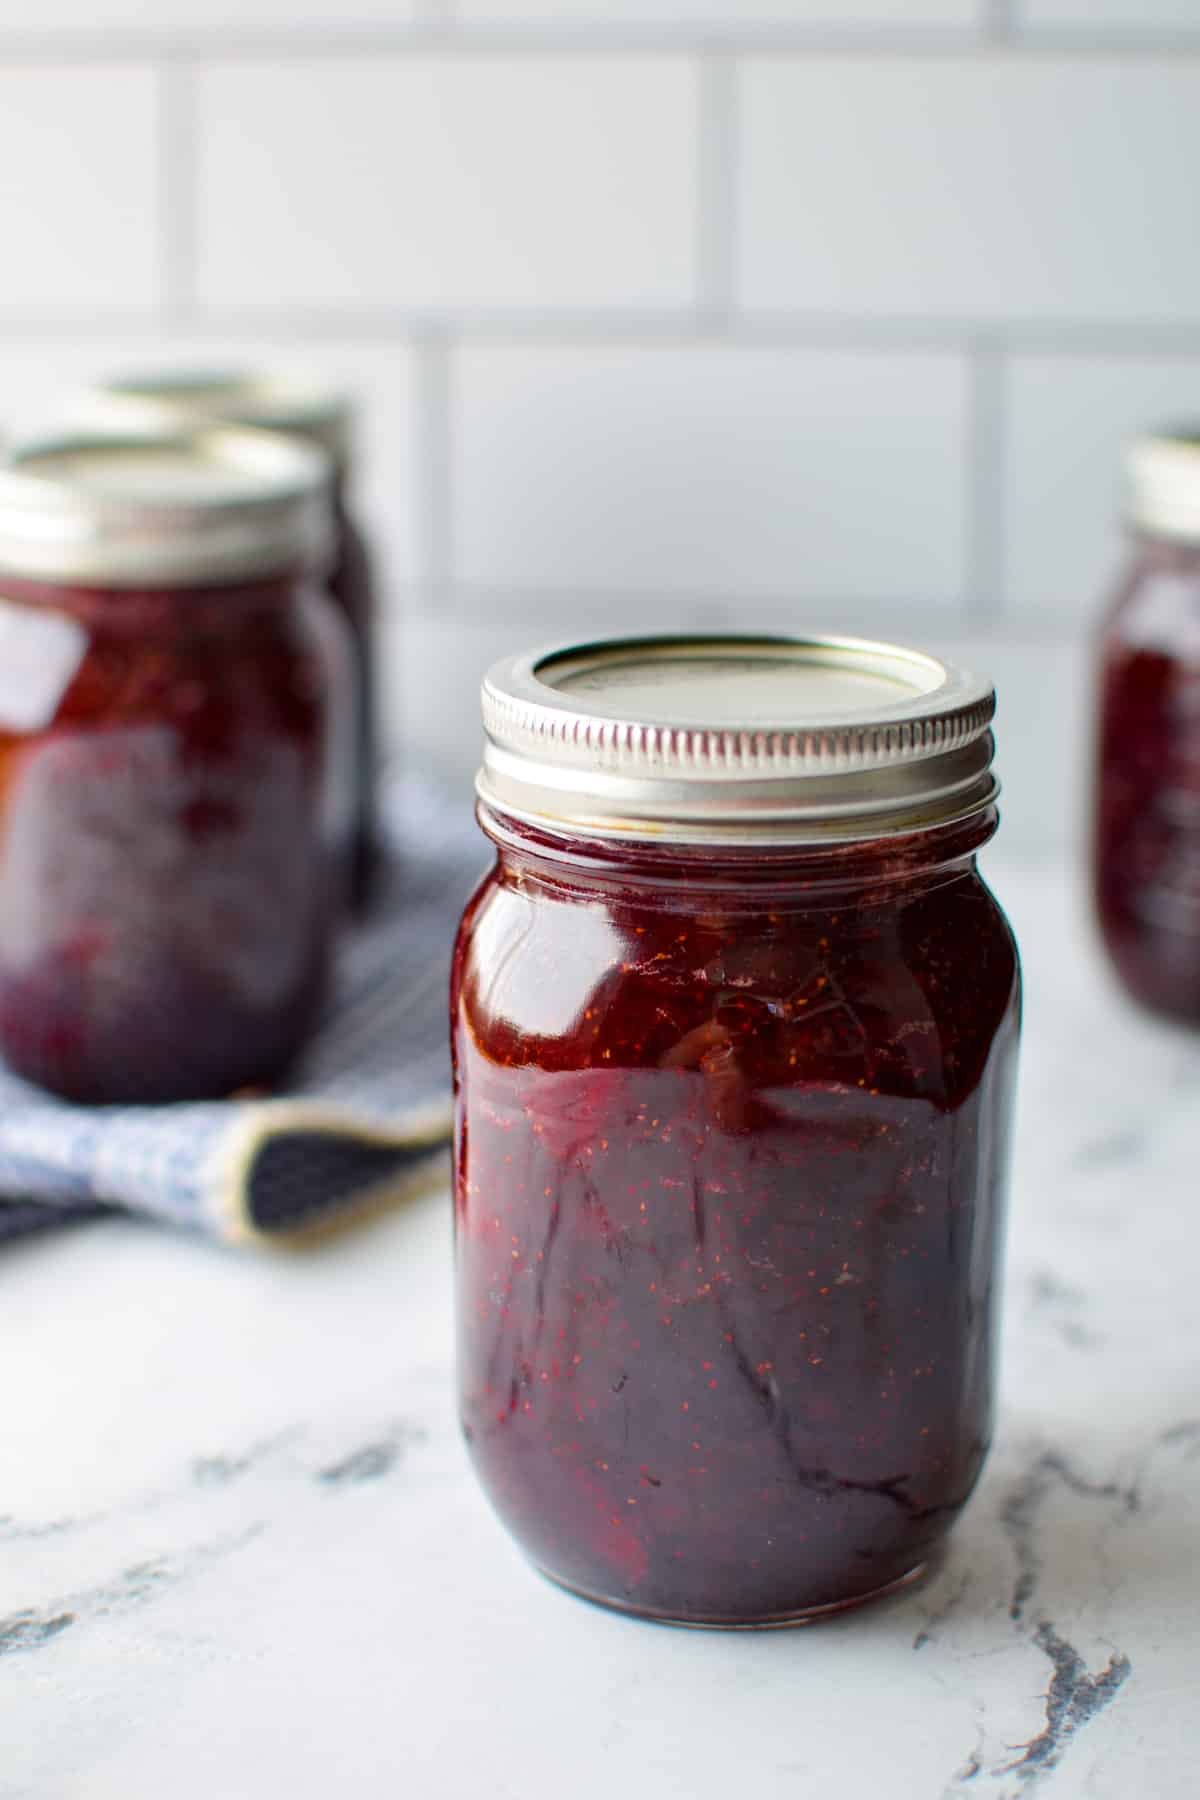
[0,775,485,1246]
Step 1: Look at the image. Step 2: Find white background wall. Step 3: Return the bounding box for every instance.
[2,0,1199,852]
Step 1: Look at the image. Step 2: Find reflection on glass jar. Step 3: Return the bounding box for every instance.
[453,635,1021,1626]
[1094,431,1200,1024]
[76,370,381,908]
[0,430,350,1104]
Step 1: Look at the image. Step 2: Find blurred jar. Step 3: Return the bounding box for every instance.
[0,430,350,1104]
[1094,430,1200,1024]
[76,372,381,908]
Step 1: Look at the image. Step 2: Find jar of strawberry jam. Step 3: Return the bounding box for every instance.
[1094,431,1200,1023]
[77,371,380,908]
[0,430,349,1104]
[453,635,1021,1627]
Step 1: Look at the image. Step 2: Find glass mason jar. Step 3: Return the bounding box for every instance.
[76,371,381,909]
[453,636,1021,1627]
[0,430,351,1105]
[1094,431,1200,1023]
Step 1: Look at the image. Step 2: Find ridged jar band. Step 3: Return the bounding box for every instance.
[0,429,333,587]
[478,633,1000,846]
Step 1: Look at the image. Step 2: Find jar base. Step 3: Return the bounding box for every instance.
[532,1558,930,1631]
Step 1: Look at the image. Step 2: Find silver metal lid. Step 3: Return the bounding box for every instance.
[74,370,353,467]
[1128,430,1200,544]
[478,634,998,846]
[0,429,334,587]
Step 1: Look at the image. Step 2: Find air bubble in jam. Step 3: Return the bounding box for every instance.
[453,815,1020,1625]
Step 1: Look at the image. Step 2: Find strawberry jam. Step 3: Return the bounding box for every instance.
[453,635,1020,1625]
[0,432,347,1104]
[1094,477,1200,1023]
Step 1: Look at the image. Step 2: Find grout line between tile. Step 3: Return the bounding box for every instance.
[965,338,1008,622]
[447,582,980,628]
[2,310,1200,357]
[157,60,196,321]
[383,588,1086,648]
[695,53,737,325]
[414,331,454,615]
[984,0,1016,44]
[0,25,1198,62]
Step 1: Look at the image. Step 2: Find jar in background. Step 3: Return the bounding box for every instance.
[452,635,1021,1626]
[1094,432,1200,1024]
[76,372,381,908]
[0,431,350,1104]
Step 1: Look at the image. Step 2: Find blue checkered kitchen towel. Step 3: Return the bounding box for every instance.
[0,776,486,1245]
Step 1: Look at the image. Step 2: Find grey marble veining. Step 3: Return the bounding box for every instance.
[0,858,1195,1799]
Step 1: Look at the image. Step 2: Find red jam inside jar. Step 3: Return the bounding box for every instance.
[1094,433,1200,1023]
[77,372,381,910]
[453,637,1021,1626]
[0,432,349,1105]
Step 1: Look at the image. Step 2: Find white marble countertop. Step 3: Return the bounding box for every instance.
[2,858,1196,1799]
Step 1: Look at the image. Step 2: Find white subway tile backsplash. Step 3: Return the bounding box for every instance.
[0,0,413,32]
[1005,355,1200,623]
[452,345,968,606]
[0,69,158,311]
[1017,0,1200,32]
[0,336,420,600]
[0,19,1182,859]
[457,0,979,25]
[195,57,698,312]
[738,57,1200,323]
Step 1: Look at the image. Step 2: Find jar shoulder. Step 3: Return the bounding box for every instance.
[454,862,1019,1102]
